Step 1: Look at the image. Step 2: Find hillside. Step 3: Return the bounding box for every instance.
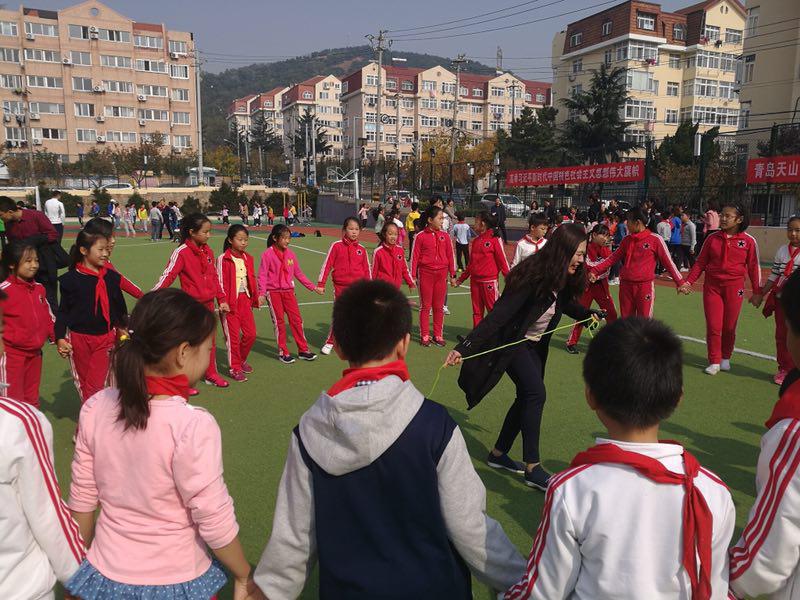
[201,45,496,148]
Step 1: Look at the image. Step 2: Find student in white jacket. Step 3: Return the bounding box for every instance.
[505,317,735,600]
[730,270,800,600]
[0,396,84,599]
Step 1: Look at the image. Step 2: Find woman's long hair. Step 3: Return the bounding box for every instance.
[505,223,587,300]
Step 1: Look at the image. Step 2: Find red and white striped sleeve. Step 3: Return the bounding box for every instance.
[745,234,763,295]
[495,236,511,277]
[317,242,338,288]
[152,245,185,291]
[730,419,800,598]
[0,398,85,582]
[504,467,588,600]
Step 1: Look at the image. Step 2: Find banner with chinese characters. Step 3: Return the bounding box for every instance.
[746,155,800,184]
[506,160,645,187]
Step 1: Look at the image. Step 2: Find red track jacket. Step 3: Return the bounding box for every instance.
[217,248,259,314]
[411,227,456,277]
[106,259,143,299]
[456,231,509,285]
[685,230,762,292]
[317,238,371,288]
[0,275,54,352]
[585,242,612,280]
[152,240,225,305]
[590,230,682,284]
[372,243,414,289]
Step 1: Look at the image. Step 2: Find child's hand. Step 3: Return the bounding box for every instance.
[449,277,458,288]
[587,272,598,283]
[56,339,72,358]
[314,287,325,295]
[749,293,763,308]
[218,302,231,314]
[233,576,266,600]
[257,295,267,307]
[677,283,692,295]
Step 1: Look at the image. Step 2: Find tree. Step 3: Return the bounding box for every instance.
[758,124,800,157]
[656,120,720,168]
[291,108,332,160]
[162,150,196,180]
[250,115,283,154]
[206,146,238,178]
[560,64,640,164]
[497,106,562,169]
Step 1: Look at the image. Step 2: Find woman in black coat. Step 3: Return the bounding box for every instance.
[445,224,604,490]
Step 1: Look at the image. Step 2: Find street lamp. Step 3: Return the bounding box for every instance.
[429,146,436,200]
[468,162,475,205]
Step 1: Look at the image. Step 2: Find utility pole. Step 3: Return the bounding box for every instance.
[508,80,521,127]
[304,121,309,186]
[310,114,317,187]
[449,53,466,199]
[367,30,390,197]
[394,93,401,191]
[194,49,204,186]
[243,126,251,184]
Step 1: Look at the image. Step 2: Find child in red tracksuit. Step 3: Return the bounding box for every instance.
[217,225,259,382]
[258,224,323,364]
[455,211,509,327]
[55,230,127,403]
[566,223,618,354]
[317,217,370,355]
[84,217,142,299]
[372,221,415,290]
[589,207,682,318]
[0,244,54,407]
[679,202,762,376]
[411,206,456,346]
[153,213,230,392]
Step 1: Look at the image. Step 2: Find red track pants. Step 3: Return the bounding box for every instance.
[567,280,618,346]
[619,280,656,318]
[703,282,745,364]
[1,347,42,408]
[775,300,796,372]
[325,283,348,346]
[419,268,448,341]
[221,293,257,371]
[202,302,220,380]
[267,289,309,356]
[470,279,500,327]
[68,330,116,403]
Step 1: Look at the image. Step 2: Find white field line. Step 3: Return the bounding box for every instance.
[676,334,776,362]
[249,236,328,256]
[296,290,473,307]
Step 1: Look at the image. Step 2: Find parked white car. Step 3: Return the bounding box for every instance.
[479,194,527,217]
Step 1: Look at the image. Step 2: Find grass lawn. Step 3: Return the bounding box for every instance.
[43,226,779,599]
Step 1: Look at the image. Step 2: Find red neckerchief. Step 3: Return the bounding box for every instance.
[625,230,651,269]
[766,374,800,428]
[572,443,713,600]
[327,359,410,396]
[272,246,290,280]
[523,235,545,249]
[784,245,800,278]
[186,239,212,274]
[146,374,190,400]
[75,263,111,331]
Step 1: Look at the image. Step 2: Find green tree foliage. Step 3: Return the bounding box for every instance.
[209,182,240,211]
[496,106,561,169]
[291,108,332,159]
[656,120,720,168]
[758,124,800,157]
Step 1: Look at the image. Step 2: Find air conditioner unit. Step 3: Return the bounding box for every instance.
[169,52,180,60]
[2,114,10,123]
[32,137,42,145]
[25,33,34,41]
[62,57,72,65]
[29,112,40,120]
[12,87,24,95]
[95,115,105,122]
[174,147,182,154]
[138,119,146,126]
[568,74,576,82]
[89,31,99,39]
[96,135,106,143]
[137,94,147,102]
[93,85,105,93]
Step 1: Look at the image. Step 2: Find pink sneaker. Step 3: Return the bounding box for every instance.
[188,387,200,397]
[775,370,789,386]
[229,369,248,383]
[204,374,230,388]
[241,362,254,374]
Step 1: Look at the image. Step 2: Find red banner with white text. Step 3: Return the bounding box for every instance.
[746,155,800,184]
[506,160,645,187]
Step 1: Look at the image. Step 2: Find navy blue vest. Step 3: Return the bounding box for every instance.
[295,398,472,599]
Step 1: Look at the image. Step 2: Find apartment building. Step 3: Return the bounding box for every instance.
[552,0,745,158]
[0,0,198,162]
[226,86,287,138]
[339,62,550,162]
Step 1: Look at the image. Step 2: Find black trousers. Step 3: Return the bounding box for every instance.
[455,243,469,270]
[497,222,508,244]
[679,245,695,269]
[53,223,64,242]
[36,270,57,312]
[496,341,546,464]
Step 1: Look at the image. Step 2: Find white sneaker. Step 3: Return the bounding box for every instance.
[720,359,731,371]
[320,343,333,355]
[680,267,689,272]
[705,364,721,375]
[608,278,619,286]
[443,305,450,315]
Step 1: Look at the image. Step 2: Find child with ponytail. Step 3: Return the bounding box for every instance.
[217,225,259,382]
[55,230,127,403]
[153,214,230,392]
[66,288,260,600]
[83,217,143,299]
[372,220,415,291]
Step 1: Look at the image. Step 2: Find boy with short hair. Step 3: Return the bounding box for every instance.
[452,212,474,272]
[679,211,697,272]
[512,212,548,268]
[255,280,525,599]
[729,269,800,599]
[505,317,735,600]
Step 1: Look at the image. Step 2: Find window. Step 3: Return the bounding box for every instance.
[72,76,93,92]
[615,40,658,62]
[524,93,532,102]
[490,104,505,116]
[459,85,468,96]
[719,80,737,99]
[366,75,378,86]
[686,105,738,126]
[0,21,18,36]
[172,111,190,125]
[137,84,167,97]
[743,54,755,83]
[472,88,484,97]
[101,55,131,68]
[626,70,658,93]
[135,59,166,73]
[401,116,413,127]
[665,109,679,124]
[302,91,312,99]
[364,94,377,105]
[401,80,414,91]
[24,48,58,62]
[3,100,24,114]
[421,98,436,109]
[76,128,96,142]
[168,40,187,54]
[170,64,189,79]
[105,80,133,93]
[142,133,167,144]
[440,82,455,95]
[695,78,718,97]
[134,34,163,49]
[471,121,482,131]
[0,74,22,89]
[725,28,742,44]
[666,81,679,96]
[5,127,25,141]
[105,105,135,118]
[33,128,66,140]
[68,24,88,39]
[746,7,759,36]
[738,105,750,128]
[695,50,720,69]
[569,32,582,47]
[624,129,651,144]
[401,134,414,143]
[27,75,62,88]
[173,135,191,148]
[572,59,582,73]
[25,22,58,37]
[422,80,435,92]
[471,105,483,114]
[703,25,720,41]
[720,53,738,72]
[440,99,453,110]
[74,102,95,117]
[536,93,545,103]
[29,102,63,114]
[401,98,414,109]
[624,99,656,121]
[420,115,437,127]
[669,54,681,69]
[637,12,656,30]
[673,24,686,40]
[106,131,137,143]
[602,20,612,36]
[570,84,583,97]
[0,48,19,62]
[70,51,91,65]
[490,86,504,97]
[138,108,168,121]
[604,49,612,65]
[172,88,189,102]
[99,29,130,43]
[385,79,396,90]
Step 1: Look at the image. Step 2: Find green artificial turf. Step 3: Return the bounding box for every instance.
[43,227,779,599]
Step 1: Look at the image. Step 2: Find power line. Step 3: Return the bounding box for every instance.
[387,0,546,34]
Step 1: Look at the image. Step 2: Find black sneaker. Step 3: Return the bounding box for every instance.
[487,452,526,474]
[298,351,317,361]
[524,465,552,491]
[279,354,296,364]
[566,344,579,355]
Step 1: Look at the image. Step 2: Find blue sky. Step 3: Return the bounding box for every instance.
[28,0,694,75]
